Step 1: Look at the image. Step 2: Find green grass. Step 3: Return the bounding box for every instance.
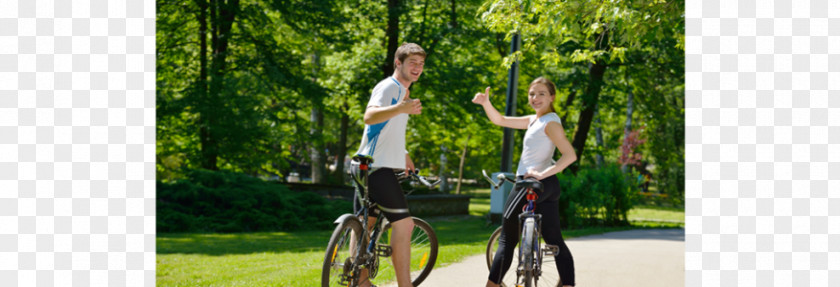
[157,190,684,286]
[627,205,685,226]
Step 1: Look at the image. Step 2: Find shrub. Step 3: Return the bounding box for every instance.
[556,164,641,229]
[157,169,352,233]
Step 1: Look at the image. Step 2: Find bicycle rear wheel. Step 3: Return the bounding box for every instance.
[374,217,438,286]
[321,216,364,287]
[486,225,561,287]
[520,218,536,287]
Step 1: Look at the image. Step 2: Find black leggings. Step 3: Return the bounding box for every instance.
[488,175,575,286]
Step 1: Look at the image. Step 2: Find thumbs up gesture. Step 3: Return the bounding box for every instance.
[400,89,422,115]
[472,86,491,105]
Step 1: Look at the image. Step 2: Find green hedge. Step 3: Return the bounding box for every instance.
[556,164,641,229]
[157,169,352,233]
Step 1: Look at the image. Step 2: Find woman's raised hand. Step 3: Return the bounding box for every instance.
[472,86,491,105]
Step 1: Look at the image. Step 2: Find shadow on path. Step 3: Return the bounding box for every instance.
[570,228,684,242]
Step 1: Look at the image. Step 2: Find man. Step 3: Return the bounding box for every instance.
[355,42,426,287]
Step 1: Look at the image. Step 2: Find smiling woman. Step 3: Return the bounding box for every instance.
[472,77,578,287]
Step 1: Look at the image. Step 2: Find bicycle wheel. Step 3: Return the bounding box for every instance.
[321,216,364,287]
[374,217,438,286]
[486,225,561,287]
[520,218,536,287]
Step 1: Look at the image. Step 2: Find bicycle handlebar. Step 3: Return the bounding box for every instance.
[482,169,516,189]
[395,169,442,188]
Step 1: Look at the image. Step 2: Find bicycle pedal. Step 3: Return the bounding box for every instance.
[376,245,392,257]
[543,244,560,256]
[338,274,352,285]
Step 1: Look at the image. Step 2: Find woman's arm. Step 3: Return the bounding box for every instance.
[524,121,577,180]
[471,86,530,129]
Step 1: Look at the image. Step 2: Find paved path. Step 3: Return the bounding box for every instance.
[383,228,684,287]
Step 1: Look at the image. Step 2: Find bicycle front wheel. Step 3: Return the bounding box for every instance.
[321,216,364,287]
[486,225,561,287]
[374,217,438,286]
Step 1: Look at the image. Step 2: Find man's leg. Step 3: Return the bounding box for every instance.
[390,217,415,287]
[368,168,413,286]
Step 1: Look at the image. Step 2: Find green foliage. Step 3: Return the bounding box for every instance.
[157,169,352,233]
[157,0,683,204]
[556,164,641,229]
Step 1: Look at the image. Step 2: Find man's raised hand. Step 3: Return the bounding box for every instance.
[401,89,422,115]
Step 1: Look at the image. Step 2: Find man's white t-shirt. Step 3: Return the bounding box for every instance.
[356,77,408,169]
[516,112,562,176]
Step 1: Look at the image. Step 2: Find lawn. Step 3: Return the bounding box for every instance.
[157,189,684,286]
[157,214,499,286]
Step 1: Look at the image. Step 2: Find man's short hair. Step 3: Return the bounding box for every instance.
[395,43,426,63]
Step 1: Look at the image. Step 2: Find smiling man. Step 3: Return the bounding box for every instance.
[354,42,426,287]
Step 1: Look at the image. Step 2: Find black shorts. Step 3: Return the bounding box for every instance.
[353,168,411,222]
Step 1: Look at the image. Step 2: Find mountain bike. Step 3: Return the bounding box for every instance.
[482,170,561,287]
[321,155,440,287]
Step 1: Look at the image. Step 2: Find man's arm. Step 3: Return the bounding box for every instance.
[364,89,422,125]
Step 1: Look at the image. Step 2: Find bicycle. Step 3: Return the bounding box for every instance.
[482,170,561,287]
[321,155,440,287]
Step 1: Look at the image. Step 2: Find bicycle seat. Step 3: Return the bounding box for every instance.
[517,178,543,191]
[352,154,374,165]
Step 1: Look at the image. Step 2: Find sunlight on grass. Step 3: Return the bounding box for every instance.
[628,205,685,224]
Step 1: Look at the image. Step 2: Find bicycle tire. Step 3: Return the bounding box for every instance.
[374,217,439,286]
[486,225,562,287]
[321,216,364,287]
[520,218,536,287]
[485,226,503,270]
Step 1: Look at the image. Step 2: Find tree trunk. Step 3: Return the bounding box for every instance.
[449,0,457,28]
[334,103,350,184]
[455,132,471,195]
[569,61,607,173]
[560,90,576,125]
[310,50,326,184]
[439,146,449,193]
[201,0,239,170]
[594,103,604,168]
[569,26,610,174]
[621,92,634,173]
[195,0,213,170]
[310,106,326,183]
[384,0,401,78]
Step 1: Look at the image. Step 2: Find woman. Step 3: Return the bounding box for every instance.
[472,77,577,287]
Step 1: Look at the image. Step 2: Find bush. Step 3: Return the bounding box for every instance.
[157,169,352,233]
[556,164,641,229]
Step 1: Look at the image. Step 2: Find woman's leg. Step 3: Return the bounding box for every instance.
[536,176,575,286]
[487,184,528,285]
